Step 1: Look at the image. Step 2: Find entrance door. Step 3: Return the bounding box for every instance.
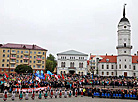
[124,72,127,77]
[69,70,75,75]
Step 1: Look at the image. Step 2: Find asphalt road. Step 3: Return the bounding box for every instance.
[1,96,138,102]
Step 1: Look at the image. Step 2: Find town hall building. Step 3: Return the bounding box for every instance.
[89,5,138,77]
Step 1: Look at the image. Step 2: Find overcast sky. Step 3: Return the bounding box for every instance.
[1,0,138,57]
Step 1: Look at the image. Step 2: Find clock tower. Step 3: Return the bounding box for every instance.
[116,4,133,76]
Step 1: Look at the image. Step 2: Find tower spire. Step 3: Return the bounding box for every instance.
[123,4,127,18]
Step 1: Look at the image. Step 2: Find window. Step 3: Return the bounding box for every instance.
[6,69,8,72]
[107,65,109,69]
[30,60,32,63]
[17,55,19,58]
[37,65,41,68]
[79,57,80,59]
[11,59,15,62]
[20,55,23,58]
[2,64,4,67]
[112,65,114,69]
[11,69,14,72]
[125,59,126,61]
[34,61,35,63]
[2,69,4,72]
[79,63,83,68]
[7,59,9,62]
[42,57,44,59]
[33,65,35,68]
[129,65,131,69]
[38,52,41,54]
[3,54,5,57]
[70,62,74,67]
[30,51,32,54]
[25,51,28,53]
[124,43,126,47]
[124,65,127,69]
[24,55,28,58]
[30,56,32,58]
[65,57,66,59]
[102,72,104,75]
[20,60,22,63]
[124,26,127,28]
[2,59,5,62]
[7,55,9,57]
[61,62,66,67]
[124,51,126,53]
[64,71,65,74]
[16,60,19,63]
[43,52,45,55]
[12,50,15,52]
[34,56,36,59]
[61,71,62,75]
[133,65,136,70]
[11,64,15,67]
[42,66,44,68]
[111,72,114,76]
[11,55,16,57]
[107,72,109,75]
[34,52,36,54]
[120,59,121,61]
[119,64,121,69]
[3,50,5,53]
[21,51,23,54]
[133,73,136,76]
[102,65,104,69]
[17,51,19,53]
[7,50,10,53]
[24,60,28,63]
[37,60,41,63]
[42,61,44,64]
[7,64,9,67]
[38,56,41,58]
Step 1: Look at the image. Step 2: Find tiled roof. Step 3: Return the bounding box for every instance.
[57,50,88,56]
[0,43,47,51]
[99,56,117,63]
[132,56,138,63]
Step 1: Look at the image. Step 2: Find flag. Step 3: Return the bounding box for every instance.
[62,74,65,80]
[5,73,9,78]
[54,74,58,80]
[58,75,61,78]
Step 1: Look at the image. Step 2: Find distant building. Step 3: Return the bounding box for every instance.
[0,43,47,74]
[57,50,88,75]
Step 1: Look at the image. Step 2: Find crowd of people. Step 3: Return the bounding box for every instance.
[0,73,138,101]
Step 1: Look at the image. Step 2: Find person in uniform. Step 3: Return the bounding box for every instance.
[25,90,29,100]
[75,88,78,97]
[68,90,72,98]
[59,89,62,98]
[64,89,67,98]
[54,89,58,98]
[38,89,42,99]
[50,89,53,98]
[11,91,15,101]
[31,89,35,100]
[3,90,8,101]
[19,90,23,100]
[44,89,48,99]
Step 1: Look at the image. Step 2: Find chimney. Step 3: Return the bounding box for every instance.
[0,44,3,47]
[32,44,35,49]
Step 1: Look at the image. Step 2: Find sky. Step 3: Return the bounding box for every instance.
[1,0,138,58]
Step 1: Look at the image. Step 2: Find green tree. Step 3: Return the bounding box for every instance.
[15,64,33,74]
[46,54,57,72]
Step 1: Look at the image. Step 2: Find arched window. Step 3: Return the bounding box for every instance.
[64,62,66,67]
[133,73,136,76]
[119,64,121,69]
[72,62,74,67]
[70,62,72,67]
[79,63,83,68]
[124,43,126,47]
[102,65,104,69]
[107,65,109,69]
[107,72,109,75]
[102,72,104,75]
[133,65,136,70]
[124,65,127,69]
[112,72,114,76]
[112,65,114,69]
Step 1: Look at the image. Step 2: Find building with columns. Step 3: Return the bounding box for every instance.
[90,5,138,77]
[57,50,88,75]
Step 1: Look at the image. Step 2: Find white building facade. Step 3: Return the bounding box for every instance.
[96,5,138,77]
[57,50,88,75]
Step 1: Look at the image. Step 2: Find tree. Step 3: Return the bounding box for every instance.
[15,64,33,74]
[46,54,57,72]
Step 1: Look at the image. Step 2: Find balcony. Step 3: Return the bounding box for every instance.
[68,67,76,70]
[10,57,16,59]
[10,61,16,64]
[36,62,42,65]
[23,57,29,60]
[23,62,29,64]
[37,58,42,60]
[11,52,16,54]
[37,53,42,56]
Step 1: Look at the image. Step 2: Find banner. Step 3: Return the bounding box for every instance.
[13,86,48,92]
